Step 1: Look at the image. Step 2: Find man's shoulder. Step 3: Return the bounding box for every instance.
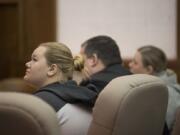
[92,64,131,80]
[107,64,131,74]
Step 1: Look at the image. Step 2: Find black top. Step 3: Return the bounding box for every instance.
[80,64,131,93]
[34,80,97,112]
[34,64,131,112]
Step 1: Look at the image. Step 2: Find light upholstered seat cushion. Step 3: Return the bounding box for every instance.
[0,92,60,135]
[88,74,168,135]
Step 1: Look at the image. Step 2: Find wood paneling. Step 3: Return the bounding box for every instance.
[168,0,180,82]
[176,0,180,82]
[0,3,19,78]
[0,0,56,80]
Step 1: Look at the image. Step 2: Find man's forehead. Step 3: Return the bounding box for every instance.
[80,46,85,54]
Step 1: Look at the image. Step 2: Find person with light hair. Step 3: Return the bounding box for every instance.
[24,42,96,111]
[129,45,180,133]
[24,42,97,135]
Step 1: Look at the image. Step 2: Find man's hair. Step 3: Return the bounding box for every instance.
[81,35,122,66]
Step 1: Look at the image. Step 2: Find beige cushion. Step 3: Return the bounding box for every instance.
[0,92,60,135]
[88,74,168,135]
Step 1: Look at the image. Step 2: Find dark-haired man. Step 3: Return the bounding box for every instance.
[80,35,131,94]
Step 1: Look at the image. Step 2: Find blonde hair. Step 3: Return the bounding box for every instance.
[73,54,84,72]
[39,42,85,81]
[73,54,90,84]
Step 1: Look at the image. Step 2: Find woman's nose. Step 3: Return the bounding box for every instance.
[25,61,30,67]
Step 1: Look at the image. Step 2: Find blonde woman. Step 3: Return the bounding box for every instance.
[24,42,97,112]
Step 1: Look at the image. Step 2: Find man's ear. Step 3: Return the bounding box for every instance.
[146,65,154,74]
[47,64,58,77]
[88,54,98,67]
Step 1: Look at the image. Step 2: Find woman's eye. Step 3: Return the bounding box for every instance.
[32,58,37,61]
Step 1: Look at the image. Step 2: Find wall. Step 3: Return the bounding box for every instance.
[57,0,177,60]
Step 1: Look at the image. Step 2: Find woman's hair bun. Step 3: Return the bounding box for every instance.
[73,54,84,71]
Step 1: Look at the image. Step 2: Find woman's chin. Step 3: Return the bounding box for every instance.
[23,75,29,81]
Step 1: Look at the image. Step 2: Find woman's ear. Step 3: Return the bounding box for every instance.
[146,65,154,74]
[47,64,58,77]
